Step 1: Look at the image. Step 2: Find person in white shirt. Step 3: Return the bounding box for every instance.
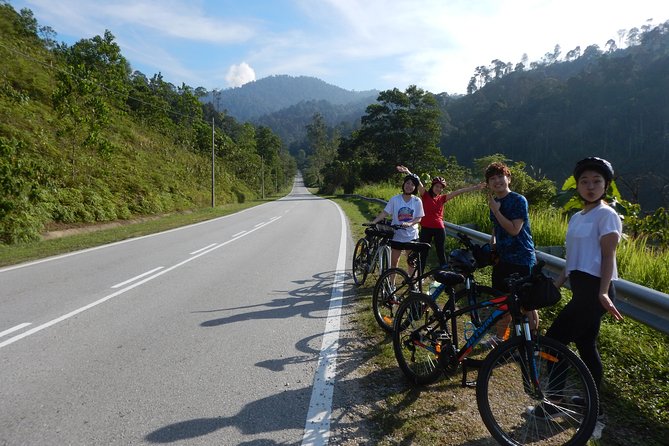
[528,157,623,439]
[370,173,425,272]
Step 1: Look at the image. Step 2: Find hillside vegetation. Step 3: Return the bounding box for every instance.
[0,3,295,245]
[244,19,668,212]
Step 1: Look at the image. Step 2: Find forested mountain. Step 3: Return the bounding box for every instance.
[254,97,371,150]
[438,20,669,211]
[202,75,377,121]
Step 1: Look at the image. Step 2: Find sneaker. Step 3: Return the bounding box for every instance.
[591,415,605,440]
[525,402,568,420]
[480,335,504,351]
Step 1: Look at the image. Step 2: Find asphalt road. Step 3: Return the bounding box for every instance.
[0,175,350,445]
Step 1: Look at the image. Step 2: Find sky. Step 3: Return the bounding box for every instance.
[8,0,668,95]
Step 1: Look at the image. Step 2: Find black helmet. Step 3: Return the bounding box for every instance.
[448,248,476,274]
[403,173,420,194]
[573,157,614,183]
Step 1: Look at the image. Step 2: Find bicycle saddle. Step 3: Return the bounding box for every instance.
[433,270,465,286]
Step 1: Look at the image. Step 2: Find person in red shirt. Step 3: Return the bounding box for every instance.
[396,165,484,268]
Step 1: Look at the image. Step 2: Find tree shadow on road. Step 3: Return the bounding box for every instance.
[195,270,352,328]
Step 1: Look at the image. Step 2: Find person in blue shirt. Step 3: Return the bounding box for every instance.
[484,162,537,345]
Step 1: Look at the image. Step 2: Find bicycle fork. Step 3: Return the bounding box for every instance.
[516,319,558,400]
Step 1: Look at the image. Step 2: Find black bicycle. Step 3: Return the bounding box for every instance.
[392,264,599,445]
[351,221,395,286]
[372,232,496,333]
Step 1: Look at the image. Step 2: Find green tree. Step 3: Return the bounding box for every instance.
[303,112,338,187]
[355,85,442,177]
[52,30,131,175]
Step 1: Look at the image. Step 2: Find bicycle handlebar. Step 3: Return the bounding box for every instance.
[363,222,408,230]
[456,232,476,249]
[504,260,547,290]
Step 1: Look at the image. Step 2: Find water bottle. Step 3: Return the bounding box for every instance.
[428,280,441,297]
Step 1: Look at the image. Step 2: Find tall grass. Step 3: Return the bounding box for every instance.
[442,192,491,231]
[355,181,398,201]
[618,235,669,293]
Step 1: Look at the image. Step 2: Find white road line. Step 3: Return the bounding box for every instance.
[301,202,347,446]
[253,222,264,228]
[0,216,282,350]
[232,231,246,238]
[0,323,31,339]
[111,267,164,289]
[190,243,218,255]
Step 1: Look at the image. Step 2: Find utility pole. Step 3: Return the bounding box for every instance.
[261,156,265,200]
[211,117,215,207]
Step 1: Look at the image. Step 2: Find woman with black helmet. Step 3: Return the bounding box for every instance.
[527,157,623,440]
[370,172,425,272]
[396,165,484,268]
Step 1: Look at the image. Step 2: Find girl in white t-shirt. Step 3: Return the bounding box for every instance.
[370,174,424,271]
[528,157,623,439]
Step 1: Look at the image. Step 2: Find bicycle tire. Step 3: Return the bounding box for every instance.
[379,245,391,277]
[372,267,411,333]
[476,336,599,446]
[392,294,444,385]
[352,238,369,286]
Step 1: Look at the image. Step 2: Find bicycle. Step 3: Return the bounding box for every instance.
[392,263,599,445]
[351,221,395,286]
[372,232,496,333]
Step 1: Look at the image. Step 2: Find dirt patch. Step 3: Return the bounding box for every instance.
[40,214,174,240]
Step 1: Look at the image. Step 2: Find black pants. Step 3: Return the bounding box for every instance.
[546,270,614,394]
[419,226,446,267]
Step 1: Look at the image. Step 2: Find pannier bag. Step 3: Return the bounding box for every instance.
[519,270,562,310]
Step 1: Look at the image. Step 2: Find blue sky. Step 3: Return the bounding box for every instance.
[9,0,668,94]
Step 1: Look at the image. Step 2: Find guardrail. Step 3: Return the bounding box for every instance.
[444,222,669,335]
[349,195,669,335]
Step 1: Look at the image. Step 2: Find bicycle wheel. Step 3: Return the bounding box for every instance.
[476,336,599,446]
[352,238,369,286]
[392,294,444,385]
[372,267,411,333]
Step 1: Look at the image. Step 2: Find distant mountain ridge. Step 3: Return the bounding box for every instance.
[202,75,378,121]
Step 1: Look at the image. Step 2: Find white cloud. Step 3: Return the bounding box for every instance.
[23,0,256,43]
[225,62,256,88]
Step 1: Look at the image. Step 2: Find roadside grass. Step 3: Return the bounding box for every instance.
[334,194,669,446]
[0,198,279,268]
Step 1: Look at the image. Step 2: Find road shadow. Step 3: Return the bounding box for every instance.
[143,357,405,444]
[196,270,354,328]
